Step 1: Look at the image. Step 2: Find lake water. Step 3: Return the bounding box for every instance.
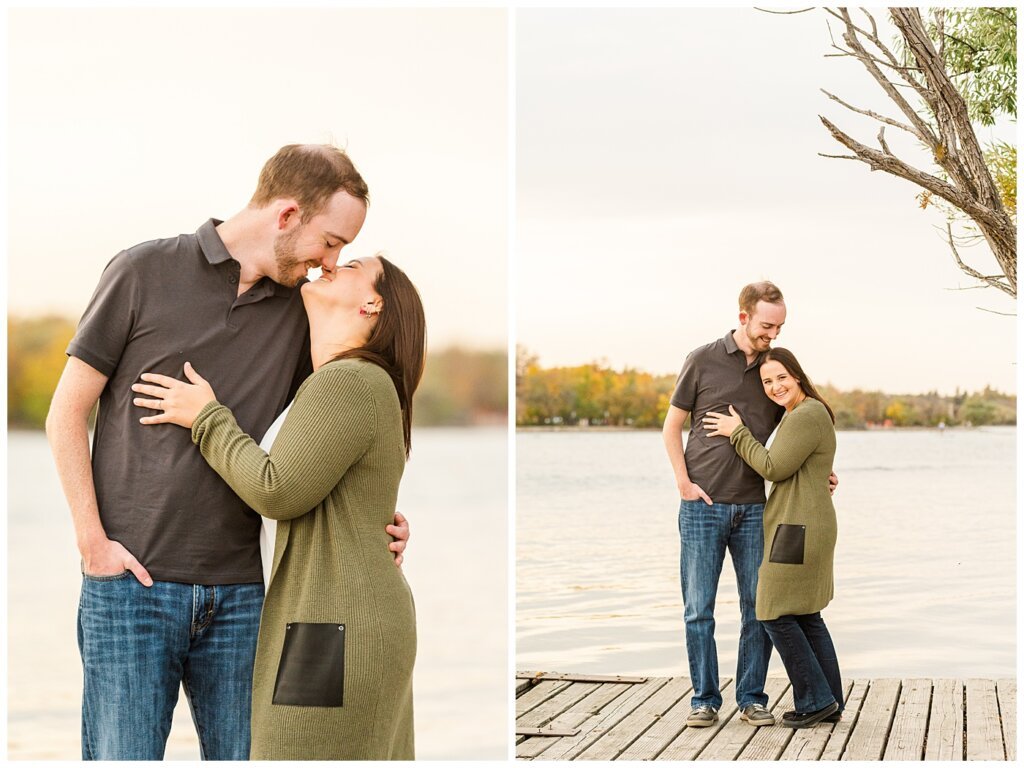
[7,428,507,761]
[517,427,1016,679]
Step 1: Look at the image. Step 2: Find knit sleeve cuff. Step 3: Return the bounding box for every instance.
[191,400,228,444]
[730,424,750,445]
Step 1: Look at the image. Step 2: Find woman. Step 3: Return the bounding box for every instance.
[703,347,842,729]
[131,255,425,759]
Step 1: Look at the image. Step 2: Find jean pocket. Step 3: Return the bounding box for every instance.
[82,570,132,582]
[769,524,806,564]
[272,622,346,707]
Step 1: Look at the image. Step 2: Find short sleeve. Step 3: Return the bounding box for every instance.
[66,252,139,377]
[669,351,700,412]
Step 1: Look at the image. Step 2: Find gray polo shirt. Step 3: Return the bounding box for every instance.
[670,331,784,504]
[67,220,313,585]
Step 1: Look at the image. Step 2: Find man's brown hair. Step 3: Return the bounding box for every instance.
[738,281,784,315]
[250,144,369,221]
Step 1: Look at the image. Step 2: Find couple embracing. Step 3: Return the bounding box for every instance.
[663,281,844,730]
[47,145,425,760]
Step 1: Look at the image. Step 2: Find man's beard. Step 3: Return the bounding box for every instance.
[745,325,771,350]
[273,226,306,287]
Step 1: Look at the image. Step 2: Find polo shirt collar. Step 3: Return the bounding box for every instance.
[725,329,765,371]
[197,218,298,299]
[197,219,233,265]
[723,330,741,355]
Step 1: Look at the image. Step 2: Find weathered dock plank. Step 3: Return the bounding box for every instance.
[699,677,790,761]
[517,682,633,759]
[883,678,932,760]
[518,671,647,684]
[517,679,573,718]
[517,726,581,737]
[737,681,796,760]
[616,678,700,760]
[841,678,900,760]
[996,678,1015,761]
[531,677,671,761]
[576,675,692,760]
[924,678,962,761]
[656,680,738,761]
[819,679,869,761]
[516,674,1009,761]
[518,682,601,729]
[778,679,855,761]
[966,678,1005,761]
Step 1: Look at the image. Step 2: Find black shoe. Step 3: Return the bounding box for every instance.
[781,702,839,728]
[783,708,842,724]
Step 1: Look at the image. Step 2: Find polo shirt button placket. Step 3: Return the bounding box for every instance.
[227,266,241,323]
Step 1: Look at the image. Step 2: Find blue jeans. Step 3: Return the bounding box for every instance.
[678,500,772,710]
[77,573,264,760]
[761,613,844,714]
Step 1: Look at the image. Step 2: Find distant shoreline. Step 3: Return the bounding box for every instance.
[516,424,1012,433]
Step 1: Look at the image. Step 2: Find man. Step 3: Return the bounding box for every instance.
[46,145,410,760]
[662,281,836,728]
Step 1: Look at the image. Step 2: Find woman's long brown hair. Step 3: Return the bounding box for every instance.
[761,347,835,424]
[331,256,426,457]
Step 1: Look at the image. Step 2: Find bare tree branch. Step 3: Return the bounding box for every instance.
[891,9,999,206]
[827,8,933,101]
[946,223,1015,296]
[974,307,1016,316]
[821,88,922,138]
[754,6,817,14]
[831,10,939,145]
[877,126,892,155]
[942,31,979,56]
[825,43,924,75]
[822,117,958,198]
[817,7,1016,298]
[862,6,879,40]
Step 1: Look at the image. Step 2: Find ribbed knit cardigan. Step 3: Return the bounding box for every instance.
[192,358,415,760]
[730,398,837,622]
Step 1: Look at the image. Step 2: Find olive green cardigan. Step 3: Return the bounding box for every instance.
[192,358,415,760]
[730,397,837,621]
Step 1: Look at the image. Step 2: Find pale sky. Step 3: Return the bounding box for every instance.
[8,8,507,350]
[517,8,1017,395]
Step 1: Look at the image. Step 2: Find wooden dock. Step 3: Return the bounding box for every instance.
[516,672,1016,761]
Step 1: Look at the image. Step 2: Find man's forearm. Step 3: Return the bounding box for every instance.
[46,405,107,555]
[663,429,691,490]
[662,407,694,491]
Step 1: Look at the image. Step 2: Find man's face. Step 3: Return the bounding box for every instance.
[272,190,368,287]
[740,300,786,352]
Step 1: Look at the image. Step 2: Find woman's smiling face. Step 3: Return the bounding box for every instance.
[303,256,383,313]
[760,359,803,410]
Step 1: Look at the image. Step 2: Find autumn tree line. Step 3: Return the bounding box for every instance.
[8,316,506,429]
[516,349,1015,429]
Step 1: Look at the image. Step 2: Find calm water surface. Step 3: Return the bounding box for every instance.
[518,427,1015,679]
[8,428,506,761]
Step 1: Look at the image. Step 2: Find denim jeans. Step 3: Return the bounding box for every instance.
[678,500,772,710]
[760,612,843,714]
[77,572,264,760]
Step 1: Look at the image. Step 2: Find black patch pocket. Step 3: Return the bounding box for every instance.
[769,524,806,565]
[272,622,345,707]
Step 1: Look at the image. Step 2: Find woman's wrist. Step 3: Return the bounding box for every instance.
[191,400,225,442]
